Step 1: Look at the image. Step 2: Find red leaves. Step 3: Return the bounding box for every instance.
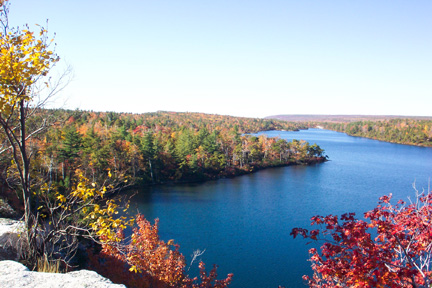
[197,263,234,288]
[340,212,356,221]
[94,214,233,288]
[291,193,432,287]
[310,215,323,225]
[290,228,308,239]
[309,230,319,240]
[379,194,392,204]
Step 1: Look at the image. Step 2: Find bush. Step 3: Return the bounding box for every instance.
[291,191,432,287]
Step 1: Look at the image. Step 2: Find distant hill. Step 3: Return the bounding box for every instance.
[265,114,432,123]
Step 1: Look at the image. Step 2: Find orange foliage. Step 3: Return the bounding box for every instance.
[77,124,88,135]
[91,214,233,288]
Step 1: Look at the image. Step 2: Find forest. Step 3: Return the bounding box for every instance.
[0,109,327,200]
[320,119,432,147]
[268,114,432,147]
[0,105,326,286]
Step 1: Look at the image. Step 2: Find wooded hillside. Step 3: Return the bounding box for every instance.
[321,119,432,147]
[267,115,432,147]
[1,110,326,199]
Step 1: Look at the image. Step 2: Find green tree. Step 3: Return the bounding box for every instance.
[141,132,156,183]
[82,127,110,179]
[58,126,82,162]
[307,143,324,158]
[272,138,288,162]
[175,129,196,169]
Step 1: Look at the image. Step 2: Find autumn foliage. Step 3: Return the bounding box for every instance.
[291,192,432,287]
[1,109,327,205]
[322,119,432,147]
[0,1,59,116]
[90,214,233,288]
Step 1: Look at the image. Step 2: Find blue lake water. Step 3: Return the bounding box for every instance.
[127,129,432,287]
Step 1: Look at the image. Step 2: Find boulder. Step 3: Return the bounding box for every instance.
[0,260,126,287]
[0,199,18,218]
[0,218,24,261]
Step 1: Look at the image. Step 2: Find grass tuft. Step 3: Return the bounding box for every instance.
[37,255,62,273]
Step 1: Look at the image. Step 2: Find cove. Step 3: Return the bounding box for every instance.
[127,129,432,288]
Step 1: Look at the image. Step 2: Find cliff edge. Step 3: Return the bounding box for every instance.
[0,218,125,287]
[0,260,125,287]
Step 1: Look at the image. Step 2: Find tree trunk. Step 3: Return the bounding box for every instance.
[149,159,154,183]
[18,100,38,263]
[19,101,31,225]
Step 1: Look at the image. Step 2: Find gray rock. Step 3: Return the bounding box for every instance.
[0,260,126,287]
[0,199,18,218]
[0,219,126,287]
[0,218,25,261]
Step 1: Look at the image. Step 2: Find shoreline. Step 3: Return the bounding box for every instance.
[122,156,328,190]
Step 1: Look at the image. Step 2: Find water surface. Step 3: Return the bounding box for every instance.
[128,129,432,287]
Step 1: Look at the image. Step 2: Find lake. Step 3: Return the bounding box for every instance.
[127,129,432,287]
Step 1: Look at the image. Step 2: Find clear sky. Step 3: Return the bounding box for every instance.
[9,0,432,118]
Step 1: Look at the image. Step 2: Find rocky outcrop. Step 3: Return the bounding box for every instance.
[0,199,18,218]
[0,260,126,287]
[0,218,24,261]
[0,218,125,287]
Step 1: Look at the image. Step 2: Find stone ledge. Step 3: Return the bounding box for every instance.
[0,219,125,287]
[0,260,125,287]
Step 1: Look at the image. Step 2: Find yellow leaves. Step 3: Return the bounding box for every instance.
[0,21,58,117]
[71,174,106,201]
[29,166,132,253]
[57,194,66,203]
[128,265,141,273]
[75,180,132,244]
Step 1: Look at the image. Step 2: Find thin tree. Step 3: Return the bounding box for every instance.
[0,0,68,264]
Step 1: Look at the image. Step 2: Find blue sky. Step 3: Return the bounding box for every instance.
[9,0,432,118]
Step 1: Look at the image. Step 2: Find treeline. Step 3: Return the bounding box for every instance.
[321,119,432,147]
[1,110,326,195]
